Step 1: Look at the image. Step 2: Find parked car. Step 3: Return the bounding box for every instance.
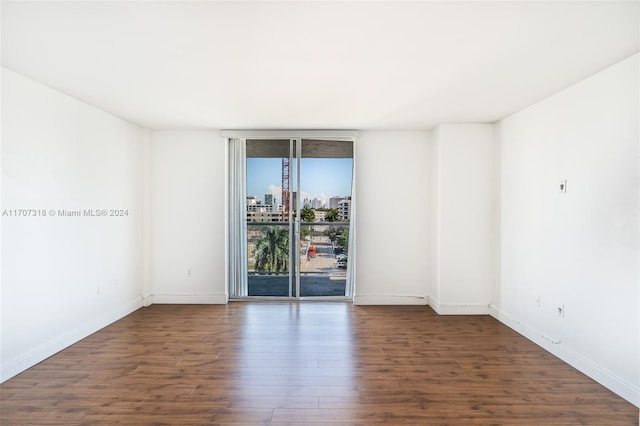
[307,245,317,258]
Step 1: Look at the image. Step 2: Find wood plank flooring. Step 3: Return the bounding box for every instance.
[1,303,637,425]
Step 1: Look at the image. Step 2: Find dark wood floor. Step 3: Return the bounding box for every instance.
[1,303,637,425]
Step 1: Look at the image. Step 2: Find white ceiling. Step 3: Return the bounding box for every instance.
[1,1,638,130]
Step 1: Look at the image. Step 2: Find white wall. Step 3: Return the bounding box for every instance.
[427,132,440,305]
[494,54,639,405]
[149,130,432,306]
[1,68,144,381]
[354,131,431,305]
[149,130,227,303]
[430,124,495,314]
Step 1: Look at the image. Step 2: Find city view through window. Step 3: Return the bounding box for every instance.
[246,152,353,297]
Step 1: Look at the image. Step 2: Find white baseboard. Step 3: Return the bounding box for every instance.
[429,296,490,315]
[353,294,428,305]
[141,294,153,307]
[490,305,640,407]
[1,296,142,383]
[151,293,228,304]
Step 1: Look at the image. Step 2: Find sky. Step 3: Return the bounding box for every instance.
[247,158,353,207]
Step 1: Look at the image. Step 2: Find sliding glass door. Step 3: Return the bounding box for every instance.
[228,136,354,299]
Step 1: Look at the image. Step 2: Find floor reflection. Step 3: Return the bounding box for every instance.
[231,302,357,409]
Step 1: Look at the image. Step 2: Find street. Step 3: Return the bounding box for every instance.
[300,230,346,276]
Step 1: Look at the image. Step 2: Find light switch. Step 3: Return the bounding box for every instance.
[559,179,567,193]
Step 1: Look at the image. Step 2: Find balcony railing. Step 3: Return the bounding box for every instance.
[246,222,350,297]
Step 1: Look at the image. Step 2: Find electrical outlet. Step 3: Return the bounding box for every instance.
[556,305,565,318]
[536,296,541,308]
[187,268,192,277]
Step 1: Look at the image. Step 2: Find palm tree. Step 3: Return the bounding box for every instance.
[325,208,339,222]
[254,227,289,273]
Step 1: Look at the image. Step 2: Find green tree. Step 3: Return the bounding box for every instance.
[254,227,289,273]
[324,225,336,242]
[336,230,349,252]
[300,207,316,223]
[325,208,339,222]
[301,225,312,240]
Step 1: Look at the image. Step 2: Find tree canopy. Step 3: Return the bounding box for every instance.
[336,231,349,251]
[325,208,339,222]
[300,207,316,223]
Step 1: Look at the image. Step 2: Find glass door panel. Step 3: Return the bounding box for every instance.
[299,140,353,297]
[245,139,294,297]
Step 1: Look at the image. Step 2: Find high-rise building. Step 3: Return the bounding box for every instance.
[312,198,323,209]
[262,194,280,212]
[329,196,344,209]
[304,197,324,209]
[338,199,351,221]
